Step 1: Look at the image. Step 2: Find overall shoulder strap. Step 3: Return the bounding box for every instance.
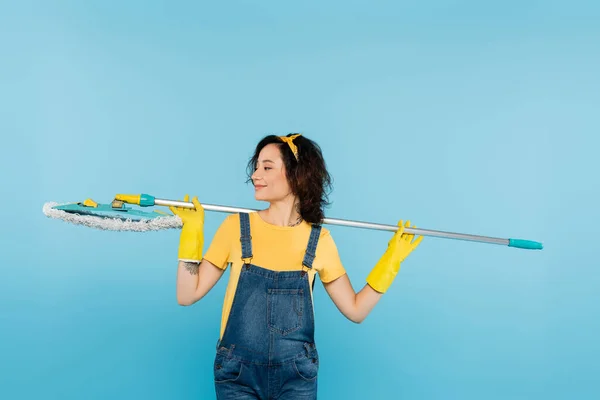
[239,213,253,264]
[302,224,322,270]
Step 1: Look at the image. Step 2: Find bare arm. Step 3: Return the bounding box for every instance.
[323,220,424,322]
[177,258,225,306]
[323,274,383,323]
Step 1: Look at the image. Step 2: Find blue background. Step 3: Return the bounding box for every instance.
[1,1,598,399]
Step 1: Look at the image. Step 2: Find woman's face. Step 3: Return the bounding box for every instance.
[251,143,293,202]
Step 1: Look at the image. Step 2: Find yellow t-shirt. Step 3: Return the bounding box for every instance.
[203,212,347,340]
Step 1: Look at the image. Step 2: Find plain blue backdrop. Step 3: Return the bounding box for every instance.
[1,1,598,399]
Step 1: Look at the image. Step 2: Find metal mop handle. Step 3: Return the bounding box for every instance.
[115,193,544,250]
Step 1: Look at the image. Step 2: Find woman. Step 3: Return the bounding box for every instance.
[170,134,422,399]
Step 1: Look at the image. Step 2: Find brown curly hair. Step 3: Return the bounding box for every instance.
[246,133,333,224]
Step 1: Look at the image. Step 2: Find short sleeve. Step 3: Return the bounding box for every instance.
[315,229,346,283]
[203,214,238,270]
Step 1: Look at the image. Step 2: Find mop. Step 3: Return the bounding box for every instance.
[42,193,543,250]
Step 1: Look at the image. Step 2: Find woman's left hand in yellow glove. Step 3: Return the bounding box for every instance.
[366,220,423,293]
[169,194,205,263]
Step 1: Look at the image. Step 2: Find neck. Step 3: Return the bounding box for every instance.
[261,196,303,227]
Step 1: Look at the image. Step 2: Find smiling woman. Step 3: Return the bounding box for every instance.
[246,134,333,227]
[168,133,423,399]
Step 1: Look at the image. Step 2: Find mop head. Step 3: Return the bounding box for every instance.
[42,201,183,232]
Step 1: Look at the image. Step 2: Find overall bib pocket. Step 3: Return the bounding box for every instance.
[268,288,304,335]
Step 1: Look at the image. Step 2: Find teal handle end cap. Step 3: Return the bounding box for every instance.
[139,193,156,207]
[509,238,543,250]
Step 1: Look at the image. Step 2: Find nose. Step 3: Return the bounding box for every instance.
[251,170,261,184]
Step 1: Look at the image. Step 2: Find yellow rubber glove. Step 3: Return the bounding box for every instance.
[169,195,205,263]
[366,220,423,293]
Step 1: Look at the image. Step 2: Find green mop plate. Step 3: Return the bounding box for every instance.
[53,202,169,221]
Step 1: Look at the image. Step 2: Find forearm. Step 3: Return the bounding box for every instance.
[352,284,383,323]
[176,260,200,305]
[324,274,384,323]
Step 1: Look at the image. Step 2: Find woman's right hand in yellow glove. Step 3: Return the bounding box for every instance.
[169,194,205,263]
[366,220,423,293]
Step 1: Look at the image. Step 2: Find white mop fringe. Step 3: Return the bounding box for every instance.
[42,202,183,232]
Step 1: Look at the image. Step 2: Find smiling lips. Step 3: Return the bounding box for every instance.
[255,185,266,190]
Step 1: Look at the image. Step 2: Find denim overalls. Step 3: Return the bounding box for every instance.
[214,212,321,400]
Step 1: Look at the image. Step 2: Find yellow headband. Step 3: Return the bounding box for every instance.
[278,134,302,161]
